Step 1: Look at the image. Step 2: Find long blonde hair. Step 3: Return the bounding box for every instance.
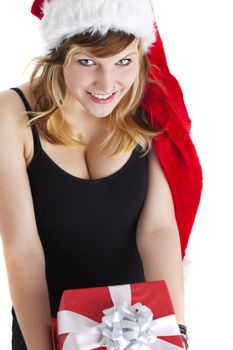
[26,30,163,157]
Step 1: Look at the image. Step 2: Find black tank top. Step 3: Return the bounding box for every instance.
[11,87,148,317]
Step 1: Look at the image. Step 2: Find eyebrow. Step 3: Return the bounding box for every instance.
[74,51,137,58]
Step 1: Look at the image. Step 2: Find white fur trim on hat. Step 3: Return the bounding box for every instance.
[40,0,156,51]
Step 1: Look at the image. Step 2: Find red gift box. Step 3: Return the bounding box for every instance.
[54,280,184,350]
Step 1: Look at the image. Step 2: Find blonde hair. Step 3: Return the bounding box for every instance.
[26,30,163,157]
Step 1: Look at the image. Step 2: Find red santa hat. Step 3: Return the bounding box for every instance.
[31,0,156,52]
[31,0,203,258]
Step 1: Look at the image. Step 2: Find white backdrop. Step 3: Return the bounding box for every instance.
[0,1,233,349]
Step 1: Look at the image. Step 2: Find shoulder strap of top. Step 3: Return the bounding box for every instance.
[10,87,42,154]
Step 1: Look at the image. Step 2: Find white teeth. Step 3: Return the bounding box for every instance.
[91,93,113,100]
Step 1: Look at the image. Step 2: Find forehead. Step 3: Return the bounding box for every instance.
[73,38,139,58]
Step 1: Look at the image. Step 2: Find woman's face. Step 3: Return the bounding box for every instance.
[63,39,140,119]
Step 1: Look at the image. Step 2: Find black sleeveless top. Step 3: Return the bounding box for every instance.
[11,87,148,317]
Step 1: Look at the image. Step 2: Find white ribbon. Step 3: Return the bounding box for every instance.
[57,285,183,350]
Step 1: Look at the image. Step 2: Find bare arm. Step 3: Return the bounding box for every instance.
[136,147,185,325]
[0,91,53,350]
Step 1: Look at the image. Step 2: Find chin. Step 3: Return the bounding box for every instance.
[85,103,119,119]
[89,110,112,119]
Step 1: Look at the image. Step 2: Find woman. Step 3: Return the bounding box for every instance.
[0,0,202,349]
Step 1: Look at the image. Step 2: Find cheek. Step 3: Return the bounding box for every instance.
[121,66,139,87]
[63,66,90,91]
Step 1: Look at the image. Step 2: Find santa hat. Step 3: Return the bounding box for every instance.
[31,0,156,52]
[31,0,203,258]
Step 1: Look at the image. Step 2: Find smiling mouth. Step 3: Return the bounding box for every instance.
[86,91,118,104]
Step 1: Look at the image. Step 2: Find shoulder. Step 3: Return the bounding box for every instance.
[0,88,22,112]
[0,81,34,115]
[0,86,43,251]
[0,84,31,122]
[147,146,166,185]
[136,146,178,234]
[0,88,24,132]
[0,84,32,156]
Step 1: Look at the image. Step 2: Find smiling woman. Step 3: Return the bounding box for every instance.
[26,30,158,156]
[72,50,137,103]
[62,39,140,122]
[0,1,202,349]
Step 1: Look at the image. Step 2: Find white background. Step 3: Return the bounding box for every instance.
[0,1,233,349]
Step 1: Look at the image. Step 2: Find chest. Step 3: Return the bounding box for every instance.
[24,126,134,181]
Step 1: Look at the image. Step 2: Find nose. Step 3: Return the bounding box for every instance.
[94,68,116,94]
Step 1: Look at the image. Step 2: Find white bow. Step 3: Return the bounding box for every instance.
[57,284,183,350]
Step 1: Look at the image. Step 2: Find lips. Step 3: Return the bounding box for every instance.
[86,91,117,104]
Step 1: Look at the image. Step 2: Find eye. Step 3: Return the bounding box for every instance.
[117,58,131,66]
[77,59,95,66]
